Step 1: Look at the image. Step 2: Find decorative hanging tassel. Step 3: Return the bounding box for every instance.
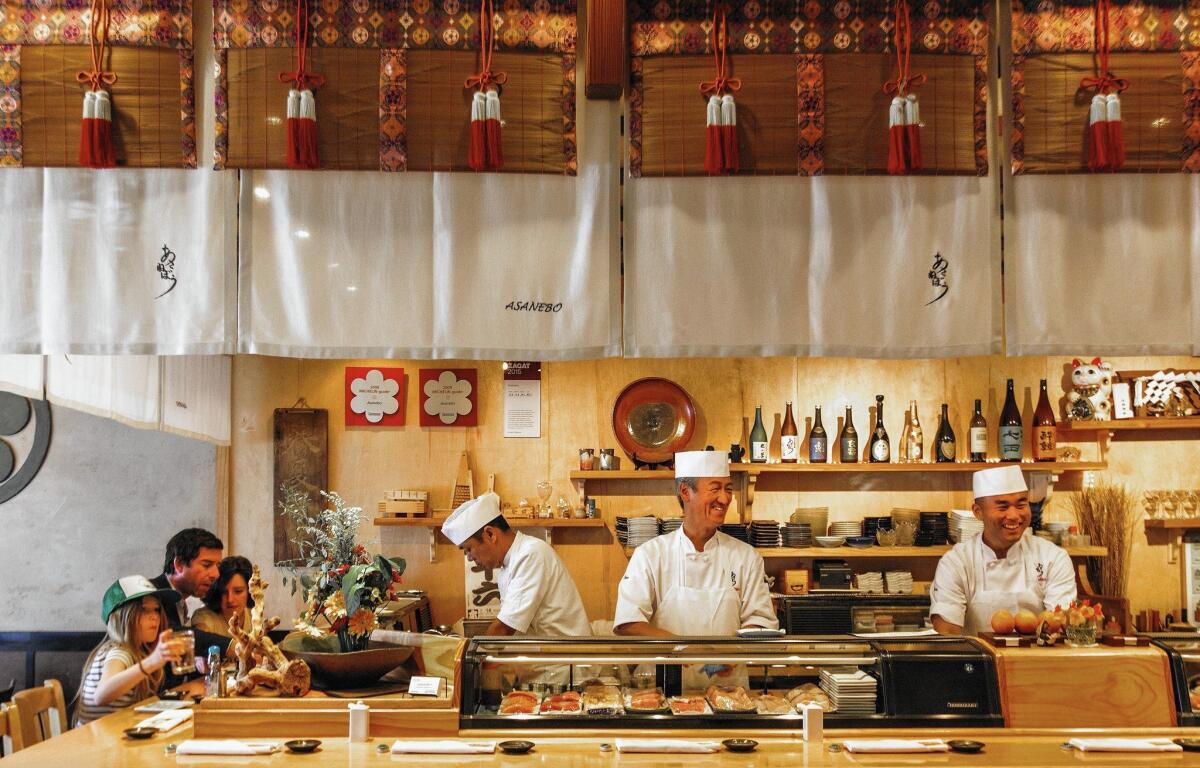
[703,95,723,175]
[77,0,116,168]
[279,0,323,169]
[720,94,738,174]
[904,93,922,172]
[468,91,487,171]
[485,89,503,171]
[1086,93,1109,171]
[1105,92,1124,170]
[887,96,908,175]
[296,89,319,169]
[285,90,301,168]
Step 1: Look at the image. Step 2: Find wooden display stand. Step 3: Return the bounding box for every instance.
[988,643,1177,728]
[192,690,459,738]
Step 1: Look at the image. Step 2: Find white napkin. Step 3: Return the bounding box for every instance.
[843,739,950,753]
[175,740,278,755]
[1067,738,1182,753]
[134,708,193,732]
[390,740,496,754]
[615,739,720,753]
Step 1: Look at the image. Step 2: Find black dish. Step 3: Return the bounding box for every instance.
[123,727,157,740]
[284,739,322,754]
[722,738,759,753]
[947,739,985,754]
[158,691,183,701]
[498,740,535,755]
[1174,738,1200,752]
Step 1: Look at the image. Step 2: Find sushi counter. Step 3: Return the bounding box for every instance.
[10,634,1200,766]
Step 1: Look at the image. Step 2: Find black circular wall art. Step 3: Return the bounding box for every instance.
[0,392,51,504]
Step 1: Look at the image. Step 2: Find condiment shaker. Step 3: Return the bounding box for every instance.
[349,700,369,742]
[802,702,824,742]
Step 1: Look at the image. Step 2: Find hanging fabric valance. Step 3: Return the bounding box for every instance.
[627,0,989,177]
[212,0,578,172]
[1010,0,1199,173]
[0,0,197,167]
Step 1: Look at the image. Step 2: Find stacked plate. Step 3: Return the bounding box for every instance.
[885,571,914,594]
[828,520,862,538]
[950,510,984,542]
[861,516,893,538]
[916,512,949,546]
[819,668,878,715]
[617,516,659,548]
[659,517,684,535]
[719,523,750,544]
[782,522,813,547]
[790,507,829,536]
[856,572,884,593]
[749,521,781,548]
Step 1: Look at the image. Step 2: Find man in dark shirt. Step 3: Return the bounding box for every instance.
[151,528,232,686]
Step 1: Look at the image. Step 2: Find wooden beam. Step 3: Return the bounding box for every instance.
[585,0,625,99]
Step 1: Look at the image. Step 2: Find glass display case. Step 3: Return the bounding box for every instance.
[458,635,1002,730]
[1146,633,1200,726]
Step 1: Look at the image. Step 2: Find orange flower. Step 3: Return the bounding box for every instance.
[1081,606,1095,620]
[347,608,377,636]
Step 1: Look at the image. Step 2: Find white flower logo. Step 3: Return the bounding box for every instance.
[423,371,473,425]
[349,369,400,423]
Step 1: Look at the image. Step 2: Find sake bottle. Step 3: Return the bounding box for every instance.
[999,379,1023,462]
[969,399,988,463]
[809,406,828,463]
[781,402,799,463]
[838,406,858,463]
[1033,380,1058,462]
[750,406,768,463]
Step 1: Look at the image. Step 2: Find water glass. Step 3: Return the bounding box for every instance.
[171,629,196,676]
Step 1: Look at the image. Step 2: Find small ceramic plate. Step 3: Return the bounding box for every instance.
[947,739,985,754]
[283,739,322,754]
[498,740,535,755]
[123,727,157,740]
[1174,738,1200,752]
[722,739,758,753]
[158,690,184,701]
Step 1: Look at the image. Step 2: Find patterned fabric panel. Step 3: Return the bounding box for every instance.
[0,0,191,49]
[1012,0,1200,54]
[379,47,406,170]
[1185,51,1200,171]
[629,0,988,57]
[180,47,195,167]
[0,44,18,165]
[796,52,823,175]
[214,0,577,53]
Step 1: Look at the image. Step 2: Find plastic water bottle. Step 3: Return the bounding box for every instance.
[204,646,224,698]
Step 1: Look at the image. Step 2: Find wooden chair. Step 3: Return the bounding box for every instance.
[1,701,25,755]
[11,680,66,747]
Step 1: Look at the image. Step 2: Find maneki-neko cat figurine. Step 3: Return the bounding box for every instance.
[1067,358,1114,421]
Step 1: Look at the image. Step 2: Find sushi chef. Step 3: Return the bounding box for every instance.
[614,450,778,637]
[442,491,591,638]
[930,465,1076,636]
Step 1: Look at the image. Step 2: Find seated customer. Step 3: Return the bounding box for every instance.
[190,556,254,637]
[74,576,186,727]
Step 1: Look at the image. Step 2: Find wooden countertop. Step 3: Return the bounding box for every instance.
[11,706,1200,767]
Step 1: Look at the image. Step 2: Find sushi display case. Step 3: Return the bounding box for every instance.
[1146,632,1200,726]
[458,635,1003,730]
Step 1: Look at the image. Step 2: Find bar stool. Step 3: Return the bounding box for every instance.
[0,701,25,755]
[11,679,66,747]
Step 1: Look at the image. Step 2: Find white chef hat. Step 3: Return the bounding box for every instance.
[972,465,1028,500]
[440,491,502,546]
[674,450,730,479]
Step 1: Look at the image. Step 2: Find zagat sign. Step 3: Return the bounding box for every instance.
[0,392,52,504]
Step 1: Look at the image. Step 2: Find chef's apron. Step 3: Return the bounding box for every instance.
[962,544,1045,637]
[652,543,748,691]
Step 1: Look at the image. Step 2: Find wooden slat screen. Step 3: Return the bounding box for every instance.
[20,47,182,168]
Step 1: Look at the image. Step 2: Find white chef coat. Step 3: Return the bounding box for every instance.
[496,531,591,637]
[613,528,778,633]
[929,531,1077,636]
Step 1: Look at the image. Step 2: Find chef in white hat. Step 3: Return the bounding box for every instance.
[442,492,590,638]
[614,450,778,638]
[930,465,1076,636]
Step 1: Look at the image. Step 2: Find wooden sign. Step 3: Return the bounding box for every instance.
[345,367,405,427]
[419,369,477,427]
[273,408,328,564]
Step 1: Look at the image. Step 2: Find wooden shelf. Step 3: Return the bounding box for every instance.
[570,462,1105,481]
[1065,417,1200,431]
[754,545,1107,558]
[373,517,607,528]
[1144,518,1200,530]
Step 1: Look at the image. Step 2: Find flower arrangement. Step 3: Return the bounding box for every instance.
[280,487,406,652]
[1063,599,1105,647]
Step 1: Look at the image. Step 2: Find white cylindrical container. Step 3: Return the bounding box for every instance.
[349,700,370,742]
[802,702,824,742]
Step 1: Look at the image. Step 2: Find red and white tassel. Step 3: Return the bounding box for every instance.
[720,94,738,174]
[1105,92,1124,171]
[468,91,486,171]
[1086,93,1109,172]
[484,89,503,171]
[78,90,115,169]
[704,95,723,175]
[904,93,922,172]
[285,88,318,170]
[887,95,908,175]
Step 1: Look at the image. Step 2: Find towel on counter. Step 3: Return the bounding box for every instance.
[842,739,950,753]
[390,740,497,754]
[615,739,720,753]
[133,708,193,732]
[1067,738,1182,753]
[175,740,278,755]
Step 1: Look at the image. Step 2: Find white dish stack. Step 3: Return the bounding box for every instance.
[949,510,984,543]
[855,572,884,593]
[884,571,913,594]
[819,668,877,715]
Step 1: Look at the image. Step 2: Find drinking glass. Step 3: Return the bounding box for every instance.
[171,629,196,676]
[536,481,553,517]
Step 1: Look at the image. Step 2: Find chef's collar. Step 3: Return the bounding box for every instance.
[502,530,526,569]
[979,529,1027,563]
[676,526,719,555]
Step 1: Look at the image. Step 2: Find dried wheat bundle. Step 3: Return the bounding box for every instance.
[1071,482,1137,598]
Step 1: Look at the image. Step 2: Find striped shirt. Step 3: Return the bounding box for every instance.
[74,646,143,727]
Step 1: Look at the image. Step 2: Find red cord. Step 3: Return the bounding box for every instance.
[279,0,326,90]
[699,5,741,96]
[1080,0,1128,94]
[76,0,116,91]
[883,0,926,96]
[465,0,508,91]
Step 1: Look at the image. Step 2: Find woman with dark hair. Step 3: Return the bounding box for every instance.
[190,556,255,638]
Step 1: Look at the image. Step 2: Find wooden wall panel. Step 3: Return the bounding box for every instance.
[637,55,797,176]
[21,47,182,168]
[585,0,625,98]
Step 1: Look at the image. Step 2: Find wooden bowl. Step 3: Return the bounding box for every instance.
[279,634,415,689]
[611,378,696,465]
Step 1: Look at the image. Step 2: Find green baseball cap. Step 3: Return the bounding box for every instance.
[101,575,181,623]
